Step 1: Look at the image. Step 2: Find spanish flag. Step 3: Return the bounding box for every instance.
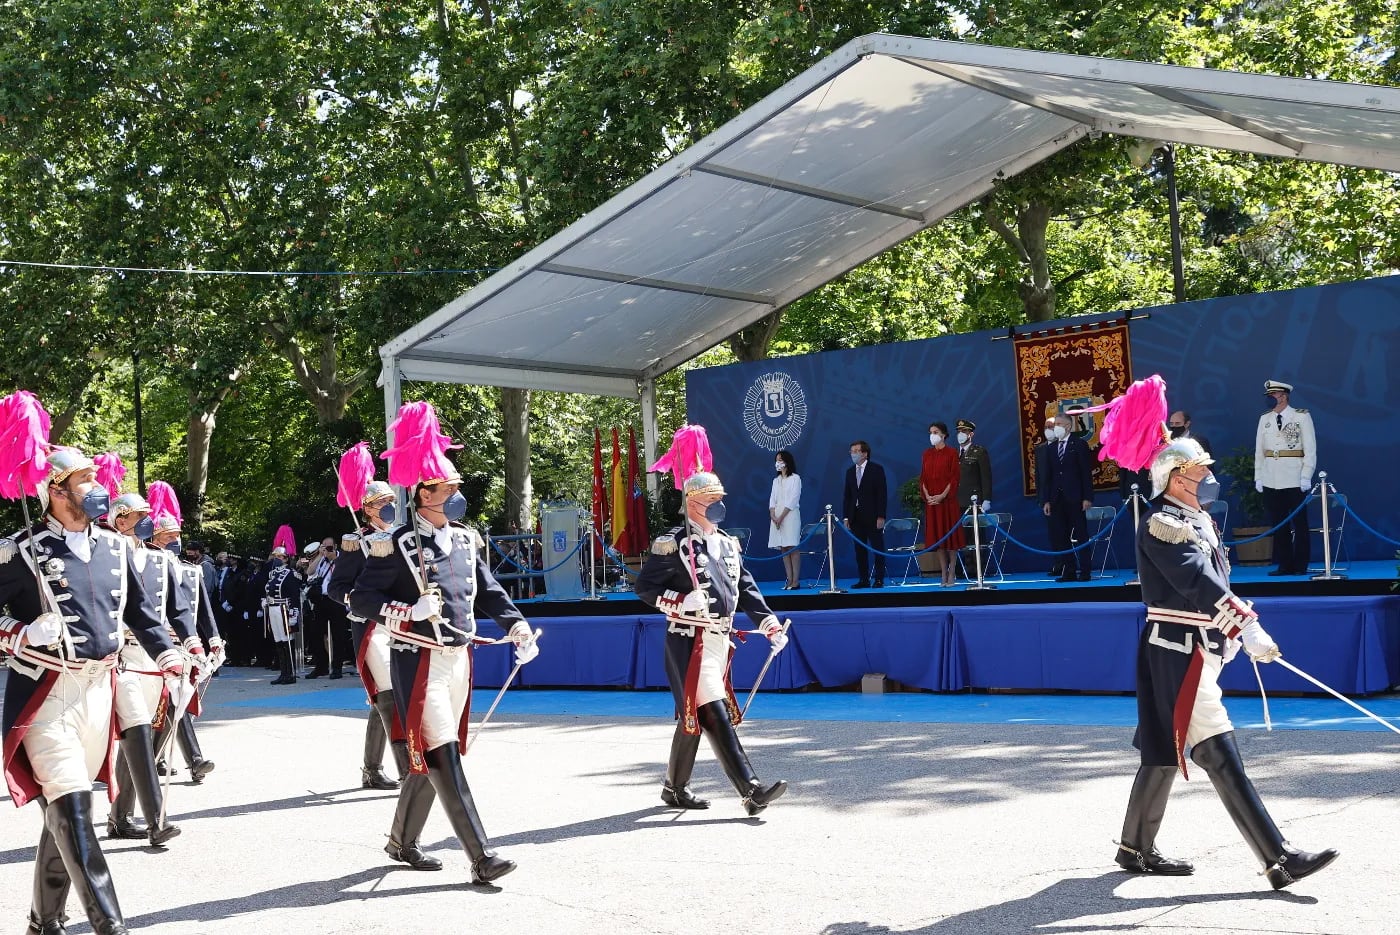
[610,427,627,548]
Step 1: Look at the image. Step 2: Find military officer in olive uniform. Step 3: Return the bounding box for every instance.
[1253,379,1317,575]
[955,419,993,515]
[635,470,789,815]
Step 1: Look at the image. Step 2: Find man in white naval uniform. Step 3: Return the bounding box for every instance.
[1254,379,1317,576]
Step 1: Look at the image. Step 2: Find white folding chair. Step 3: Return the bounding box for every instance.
[1084,505,1118,577]
[957,511,1005,582]
[881,517,922,585]
[1308,492,1349,570]
[797,520,830,587]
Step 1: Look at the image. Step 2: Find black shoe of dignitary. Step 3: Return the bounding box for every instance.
[1115,765,1192,875]
[1190,731,1339,890]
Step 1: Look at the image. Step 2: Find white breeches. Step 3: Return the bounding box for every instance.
[114,644,162,732]
[420,649,473,750]
[1185,652,1234,749]
[364,625,393,695]
[695,629,733,707]
[22,670,114,801]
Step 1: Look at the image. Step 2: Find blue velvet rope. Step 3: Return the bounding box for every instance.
[1220,490,1316,546]
[1336,499,1400,548]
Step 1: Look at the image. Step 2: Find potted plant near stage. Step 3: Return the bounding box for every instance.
[899,477,936,576]
[1219,449,1274,566]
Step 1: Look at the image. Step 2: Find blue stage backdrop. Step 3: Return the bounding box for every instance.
[684,276,1400,580]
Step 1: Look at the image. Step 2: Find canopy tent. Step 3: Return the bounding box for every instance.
[380,33,1400,463]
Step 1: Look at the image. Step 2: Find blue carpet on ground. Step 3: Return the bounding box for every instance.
[226,687,1400,733]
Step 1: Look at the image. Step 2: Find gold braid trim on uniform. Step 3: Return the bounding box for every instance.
[368,533,394,557]
[0,538,13,564]
[1147,512,1193,545]
[340,533,362,552]
[651,534,677,555]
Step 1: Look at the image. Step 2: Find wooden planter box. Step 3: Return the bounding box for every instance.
[1231,527,1274,565]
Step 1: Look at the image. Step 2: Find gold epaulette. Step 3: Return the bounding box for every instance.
[0,538,14,564]
[367,532,394,558]
[1147,512,1192,545]
[340,532,361,552]
[651,534,677,556]
[1294,407,1309,414]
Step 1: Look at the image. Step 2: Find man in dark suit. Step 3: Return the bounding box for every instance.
[1039,414,1095,582]
[1168,410,1212,458]
[842,440,887,588]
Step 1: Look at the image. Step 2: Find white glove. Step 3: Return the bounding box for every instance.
[1255,481,1264,493]
[680,589,708,613]
[980,501,990,514]
[209,639,227,670]
[1239,619,1280,663]
[243,611,250,620]
[411,591,443,621]
[762,617,789,653]
[1221,636,1242,665]
[1300,481,1310,492]
[23,612,64,648]
[509,621,539,665]
[222,601,233,613]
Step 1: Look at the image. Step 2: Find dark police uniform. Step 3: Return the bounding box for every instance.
[0,516,181,934]
[1118,496,1337,888]
[635,525,786,814]
[350,515,526,883]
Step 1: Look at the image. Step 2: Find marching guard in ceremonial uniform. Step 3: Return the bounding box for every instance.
[637,425,789,815]
[260,530,303,686]
[148,484,219,783]
[0,439,186,935]
[104,491,189,845]
[329,478,404,790]
[1091,378,1338,890]
[350,403,538,885]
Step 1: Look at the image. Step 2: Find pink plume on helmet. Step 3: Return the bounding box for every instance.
[271,524,296,556]
[648,423,713,491]
[93,452,127,502]
[0,390,53,500]
[382,402,461,488]
[1068,374,1170,473]
[146,481,184,529]
[337,442,375,509]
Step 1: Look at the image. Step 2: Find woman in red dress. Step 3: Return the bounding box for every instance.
[920,421,965,587]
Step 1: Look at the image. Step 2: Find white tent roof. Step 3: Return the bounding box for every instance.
[381,33,1400,398]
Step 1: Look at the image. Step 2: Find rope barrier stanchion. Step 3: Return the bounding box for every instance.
[582,516,603,601]
[1126,484,1143,587]
[967,496,994,591]
[1311,472,1346,581]
[821,505,843,595]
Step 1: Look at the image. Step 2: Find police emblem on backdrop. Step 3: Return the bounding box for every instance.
[743,371,808,452]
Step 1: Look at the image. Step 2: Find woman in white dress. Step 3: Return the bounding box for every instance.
[768,450,803,589]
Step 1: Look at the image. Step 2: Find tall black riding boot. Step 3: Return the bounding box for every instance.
[696,700,786,815]
[106,748,144,840]
[1191,732,1339,889]
[110,725,180,846]
[176,714,214,783]
[423,743,515,884]
[30,799,72,935]
[44,791,127,935]
[271,642,296,685]
[660,722,708,809]
[362,693,397,789]
[384,757,441,871]
[1115,764,1191,874]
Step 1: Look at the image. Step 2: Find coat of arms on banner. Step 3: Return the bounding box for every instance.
[1014,320,1133,496]
[743,372,808,451]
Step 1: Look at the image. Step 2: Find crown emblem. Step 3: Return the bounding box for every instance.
[1053,379,1095,399]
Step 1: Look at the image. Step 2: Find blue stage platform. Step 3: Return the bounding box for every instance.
[468,560,1400,697]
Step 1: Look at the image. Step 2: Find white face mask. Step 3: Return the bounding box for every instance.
[929,433,942,446]
[1052,425,1068,440]
[956,432,969,446]
[1044,428,1056,441]
[774,461,784,473]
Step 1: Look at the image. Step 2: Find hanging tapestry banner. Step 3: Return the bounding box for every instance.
[1014,319,1134,497]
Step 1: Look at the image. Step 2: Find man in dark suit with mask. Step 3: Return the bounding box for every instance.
[1040,414,1095,582]
[842,440,887,588]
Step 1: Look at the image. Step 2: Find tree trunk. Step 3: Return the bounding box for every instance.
[186,401,217,528]
[1017,203,1055,321]
[499,387,532,532]
[48,403,82,445]
[727,310,785,362]
[267,322,371,423]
